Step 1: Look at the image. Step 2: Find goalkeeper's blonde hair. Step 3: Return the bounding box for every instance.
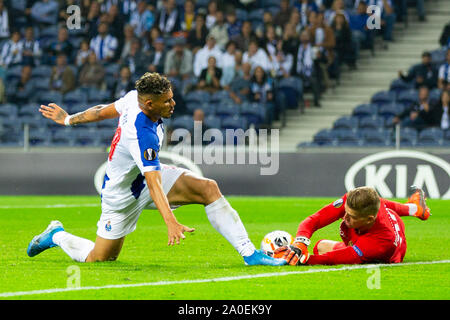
[346,186,380,217]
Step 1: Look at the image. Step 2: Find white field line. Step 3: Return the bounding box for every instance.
[0,204,100,209]
[1,259,449,298]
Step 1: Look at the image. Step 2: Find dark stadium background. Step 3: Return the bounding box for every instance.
[0,0,448,198]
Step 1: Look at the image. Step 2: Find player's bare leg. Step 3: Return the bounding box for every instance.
[85,236,125,262]
[167,172,222,206]
[313,240,342,255]
[167,172,286,266]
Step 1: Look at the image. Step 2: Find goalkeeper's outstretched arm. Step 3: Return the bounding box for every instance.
[39,102,119,126]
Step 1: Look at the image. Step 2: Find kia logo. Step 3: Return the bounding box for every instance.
[345,150,450,199]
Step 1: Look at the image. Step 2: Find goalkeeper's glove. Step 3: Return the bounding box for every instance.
[285,237,310,266]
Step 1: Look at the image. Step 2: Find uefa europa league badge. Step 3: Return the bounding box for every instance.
[144,148,158,161]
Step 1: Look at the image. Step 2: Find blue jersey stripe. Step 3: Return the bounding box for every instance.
[134,112,161,170]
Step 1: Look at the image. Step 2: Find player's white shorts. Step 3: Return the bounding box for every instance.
[96,165,190,240]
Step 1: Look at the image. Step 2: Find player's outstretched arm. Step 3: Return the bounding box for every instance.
[144,171,195,246]
[39,103,119,126]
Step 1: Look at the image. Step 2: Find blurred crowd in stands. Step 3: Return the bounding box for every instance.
[0,0,447,148]
[305,20,450,148]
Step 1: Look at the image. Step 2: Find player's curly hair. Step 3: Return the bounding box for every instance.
[135,72,172,96]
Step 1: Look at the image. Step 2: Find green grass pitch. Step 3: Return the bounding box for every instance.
[0,196,449,300]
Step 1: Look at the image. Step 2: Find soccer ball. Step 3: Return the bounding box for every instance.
[261,230,294,257]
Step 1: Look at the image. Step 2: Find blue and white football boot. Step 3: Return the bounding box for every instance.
[244,249,287,266]
[27,220,64,257]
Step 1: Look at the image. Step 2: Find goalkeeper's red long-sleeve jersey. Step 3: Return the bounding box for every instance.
[297,194,407,265]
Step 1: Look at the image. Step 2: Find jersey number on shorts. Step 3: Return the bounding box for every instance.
[108,126,122,161]
[131,173,145,199]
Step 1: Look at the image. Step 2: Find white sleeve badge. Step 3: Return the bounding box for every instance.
[333,198,344,208]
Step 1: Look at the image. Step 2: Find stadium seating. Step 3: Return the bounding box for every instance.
[87,88,111,103]
[31,65,53,79]
[378,103,404,119]
[221,116,248,131]
[36,91,63,106]
[18,103,39,118]
[105,64,120,79]
[32,78,51,93]
[443,130,450,146]
[63,89,88,106]
[313,129,336,146]
[430,48,446,65]
[6,65,22,82]
[74,128,99,146]
[248,8,265,26]
[39,25,59,40]
[51,128,75,146]
[371,90,396,107]
[28,128,50,146]
[396,89,419,106]
[333,116,359,130]
[389,79,414,96]
[215,103,240,119]
[358,116,385,130]
[275,76,303,109]
[96,118,118,129]
[334,129,361,147]
[235,9,248,22]
[352,104,378,119]
[203,115,221,131]
[210,90,232,104]
[0,127,23,146]
[360,128,392,146]
[186,102,216,116]
[184,90,210,105]
[97,128,115,146]
[20,117,45,130]
[396,127,419,146]
[0,103,19,119]
[429,88,442,105]
[0,115,19,132]
[262,0,281,8]
[240,102,266,128]
[171,115,194,132]
[417,128,444,146]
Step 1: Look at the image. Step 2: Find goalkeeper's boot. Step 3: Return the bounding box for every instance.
[244,249,287,266]
[27,221,64,257]
[407,186,431,221]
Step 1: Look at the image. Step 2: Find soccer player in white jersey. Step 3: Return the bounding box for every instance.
[28,72,285,266]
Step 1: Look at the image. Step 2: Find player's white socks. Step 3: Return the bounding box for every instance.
[52,231,95,262]
[406,203,418,216]
[205,196,256,257]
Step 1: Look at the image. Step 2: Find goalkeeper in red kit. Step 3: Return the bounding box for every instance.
[275,186,431,266]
